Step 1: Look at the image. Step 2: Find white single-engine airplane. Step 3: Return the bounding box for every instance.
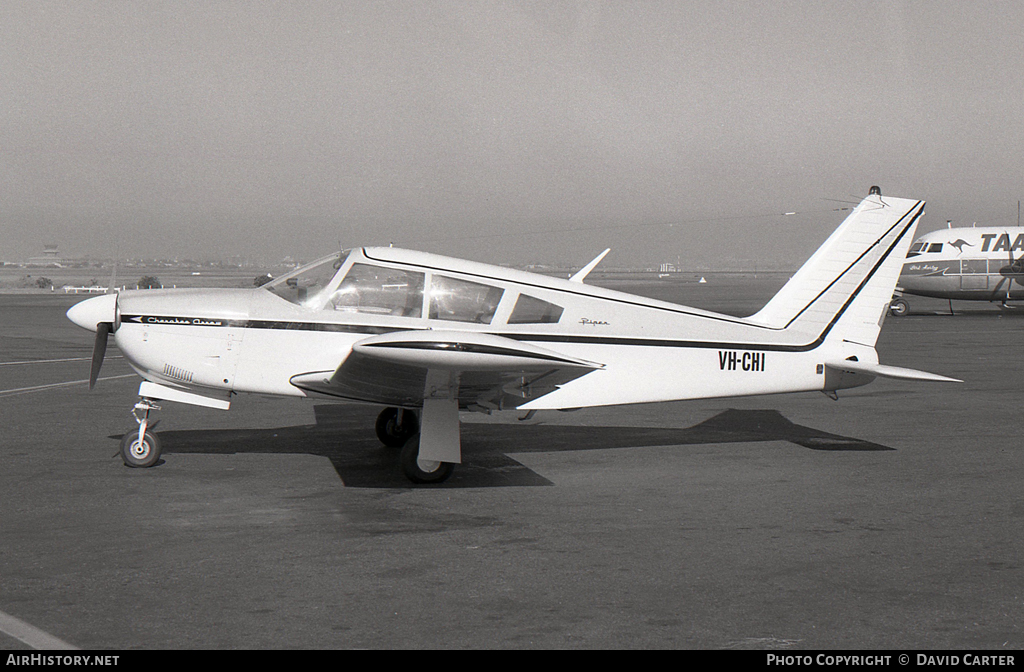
[68,187,959,483]
[891,224,1024,315]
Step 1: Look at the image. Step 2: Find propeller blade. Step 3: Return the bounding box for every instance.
[89,322,110,389]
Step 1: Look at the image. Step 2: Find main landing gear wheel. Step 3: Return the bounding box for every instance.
[120,430,161,468]
[375,407,419,447]
[889,298,909,316]
[400,436,454,484]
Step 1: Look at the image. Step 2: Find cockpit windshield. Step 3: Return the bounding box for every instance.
[264,251,350,306]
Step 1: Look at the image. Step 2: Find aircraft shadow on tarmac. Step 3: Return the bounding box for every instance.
[129,406,892,488]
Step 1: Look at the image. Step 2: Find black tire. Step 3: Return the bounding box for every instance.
[120,430,161,468]
[399,436,454,484]
[375,407,419,447]
[890,299,909,316]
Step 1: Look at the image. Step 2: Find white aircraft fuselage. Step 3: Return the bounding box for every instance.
[67,189,959,483]
[98,250,847,408]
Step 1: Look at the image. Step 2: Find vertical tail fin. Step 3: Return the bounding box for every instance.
[748,187,924,348]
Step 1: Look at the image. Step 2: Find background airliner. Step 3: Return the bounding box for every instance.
[892,224,1024,314]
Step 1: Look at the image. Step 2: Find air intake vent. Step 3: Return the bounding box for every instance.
[163,364,194,383]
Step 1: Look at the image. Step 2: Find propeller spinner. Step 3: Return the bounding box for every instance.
[66,292,119,388]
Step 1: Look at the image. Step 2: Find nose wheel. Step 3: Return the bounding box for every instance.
[121,398,162,468]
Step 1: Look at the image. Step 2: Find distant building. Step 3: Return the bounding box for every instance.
[26,244,65,267]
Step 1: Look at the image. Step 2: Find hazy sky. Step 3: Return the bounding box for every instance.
[2,1,1023,268]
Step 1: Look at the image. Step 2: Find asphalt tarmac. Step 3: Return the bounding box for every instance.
[0,283,1020,650]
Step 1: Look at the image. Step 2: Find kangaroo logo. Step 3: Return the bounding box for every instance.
[949,239,973,254]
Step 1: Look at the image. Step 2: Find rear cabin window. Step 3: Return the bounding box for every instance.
[428,275,504,324]
[508,294,564,324]
[328,263,424,317]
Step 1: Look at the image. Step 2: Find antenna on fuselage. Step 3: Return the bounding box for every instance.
[569,248,611,283]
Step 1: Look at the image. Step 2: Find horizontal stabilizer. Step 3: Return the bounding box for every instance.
[825,360,961,383]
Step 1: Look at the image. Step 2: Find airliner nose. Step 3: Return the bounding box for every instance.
[67,293,118,332]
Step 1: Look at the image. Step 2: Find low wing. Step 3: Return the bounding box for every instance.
[289,330,604,410]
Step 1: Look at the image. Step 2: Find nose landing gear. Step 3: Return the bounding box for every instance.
[121,398,162,468]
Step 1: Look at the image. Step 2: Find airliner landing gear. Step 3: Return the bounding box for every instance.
[400,435,455,484]
[121,398,162,468]
[375,407,419,447]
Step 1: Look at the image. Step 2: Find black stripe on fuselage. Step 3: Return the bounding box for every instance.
[116,202,922,356]
[121,317,401,335]
[361,340,588,365]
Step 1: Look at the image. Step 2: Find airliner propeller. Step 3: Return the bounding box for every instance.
[992,250,1024,304]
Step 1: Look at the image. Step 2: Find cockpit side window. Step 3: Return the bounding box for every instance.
[909,243,926,253]
[927,243,943,253]
[507,294,563,324]
[264,251,349,306]
[428,275,504,324]
[328,263,425,317]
